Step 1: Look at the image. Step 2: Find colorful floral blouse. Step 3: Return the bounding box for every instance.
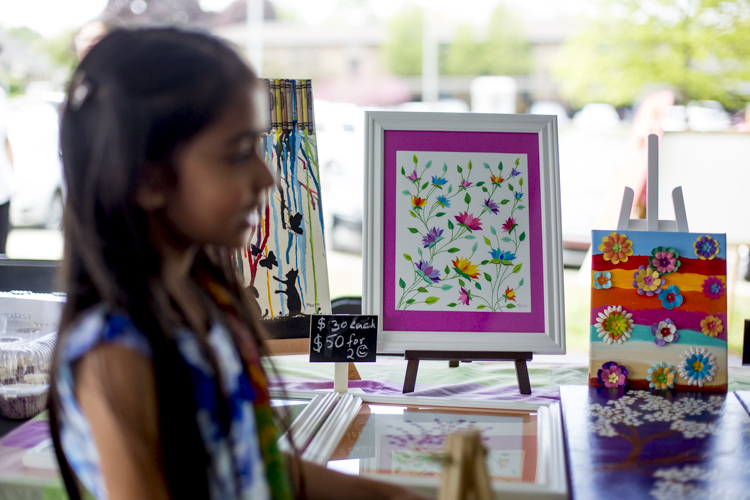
[56,305,287,500]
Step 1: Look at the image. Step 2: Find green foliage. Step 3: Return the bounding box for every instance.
[554,0,750,108]
[384,5,423,76]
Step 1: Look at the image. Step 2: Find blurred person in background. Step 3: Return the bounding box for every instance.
[74,19,112,61]
[0,44,15,256]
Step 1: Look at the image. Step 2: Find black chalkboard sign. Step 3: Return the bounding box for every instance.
[309,315,378,363]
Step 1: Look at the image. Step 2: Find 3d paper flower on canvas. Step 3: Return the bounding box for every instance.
[597,361,628,388]
[484,198,500,214]
[693,235,719,260]
[598,232,634,265]
[455,212,482,231]
[700,315,723,337]
[650,318,679,346]
[415,260,441,283]
[595,305,634,344]
[632,266,663,296]
[647,362,675,390]
[658,285,683,310]
[422,227,444,249]
[458,287,471,305]
[490,174,504,185]
[702,276,725,300]
[452,257,481,280]
[678,347,717,387]
[411,195,428,208]
[593,271,612,290]
[650,247,681,275]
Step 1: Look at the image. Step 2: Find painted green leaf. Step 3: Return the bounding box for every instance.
[401,166,405,175]
[408,227,419,234]
[448,220,454,230]
[409,211,417,218]
[476,305,486,310]
[402,190,411,196]
[421,182,429,190]
[417,247,423,256]
[448,185,453,193]
[500,199,510,205]
[515,158,519,166]
[513,263,523,274]
[476,181,485,187]
[519,278,524,287]
[483,162,490,169]
[447,302,457,307]
[481,260,490,265]
[425,296,439,304]
[403,253,412,261]
[399,278,406,289]
[436,212,446,217]
[423,276,433,285]
[506,303,516,309]
[519,177,524,186]
[490,259,501,264]
[406,299,415,304]
[468,160,473,170]
[459,279,466,287]
[464,193,471,204]
[499,161,503,171]
[457,165,463,173]
[443,162,448,172]
[465,235,476,240]
[474,282,482,290]
[441,284,453,291]
[471,242,478,253]
[444,265,450,275]
[519,232,526,242]
[518,205,526,210]
[418,287,428,293]
[491,226,497,235]
[413,154,418,164]
[484,236,492,245]
[448,247,460,253]
[508,184,514,191]
[425,160,432,169]
[484,272,492,282]
[502,237,512,242]
[482,187,488,193]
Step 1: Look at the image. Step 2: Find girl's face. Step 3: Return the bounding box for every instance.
[162,86,274,250]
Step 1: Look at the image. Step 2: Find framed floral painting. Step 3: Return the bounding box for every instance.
[588,230,728,391]
[363,112,565,354]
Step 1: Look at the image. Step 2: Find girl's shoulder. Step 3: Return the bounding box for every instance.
[62,305,153,365]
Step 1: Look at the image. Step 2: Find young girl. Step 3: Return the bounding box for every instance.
[50,27,424,500]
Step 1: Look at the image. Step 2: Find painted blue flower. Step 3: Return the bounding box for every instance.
[415,260,441,283]
[658,285,684,310]
[592,271,612,290]
[422,227,444,249]
[431,175,448,188]
[484,198,500,214]
[489,248,516,261]
[436,195,451,208]
[510,168,520,177]
[514,191,523,201]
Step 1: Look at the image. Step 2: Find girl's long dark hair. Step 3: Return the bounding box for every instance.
[48,27,294,499]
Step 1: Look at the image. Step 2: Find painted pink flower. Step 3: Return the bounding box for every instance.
[702,276,725,300]
[460,179,473,189]
[501,217,517,233]
[458,287,471,305]
[407,170,418,181]
[455,212,482,231]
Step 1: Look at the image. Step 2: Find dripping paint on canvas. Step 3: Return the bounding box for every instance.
[233,79,331,318]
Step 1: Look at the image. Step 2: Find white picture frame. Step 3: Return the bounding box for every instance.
[363,111,565,354]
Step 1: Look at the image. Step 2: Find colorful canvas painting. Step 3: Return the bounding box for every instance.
[588,230,727,391]
[561,386,750,500]
[233,79,331,319]
[394,152,530,313]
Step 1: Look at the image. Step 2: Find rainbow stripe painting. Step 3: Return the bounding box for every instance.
[233,79,331,319]
[588,230,727,392]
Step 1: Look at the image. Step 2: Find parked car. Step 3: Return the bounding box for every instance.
[8,94,65,229]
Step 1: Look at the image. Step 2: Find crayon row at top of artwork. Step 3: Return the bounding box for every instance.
[264,79,315,134]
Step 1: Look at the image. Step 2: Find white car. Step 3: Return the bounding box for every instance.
[8,96,64,229]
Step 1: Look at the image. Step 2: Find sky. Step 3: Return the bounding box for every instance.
[0,0,594,37]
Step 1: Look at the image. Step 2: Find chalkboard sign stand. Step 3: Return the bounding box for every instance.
[402,350,532,395]
[334,362,348,393]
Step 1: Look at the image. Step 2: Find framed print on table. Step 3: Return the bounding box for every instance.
[363,111,565,354]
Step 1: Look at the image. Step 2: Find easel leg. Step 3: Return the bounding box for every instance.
[403,359,419,393]
[448,360,459,368]
[514,359,531,395]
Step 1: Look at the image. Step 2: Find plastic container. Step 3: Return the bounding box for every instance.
[0,321,57,419]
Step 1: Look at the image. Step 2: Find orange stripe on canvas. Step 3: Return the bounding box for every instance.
[593,269,726,294]
[591,287,727,314]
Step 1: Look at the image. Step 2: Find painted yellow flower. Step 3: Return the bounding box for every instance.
[700,315,723,337]
[505,286,517,302]
[490,174,504,185]
[452,257,481,280]
[411,195,428,208]
[598,232,634,265]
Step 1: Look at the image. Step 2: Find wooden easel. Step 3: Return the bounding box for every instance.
[616,134,689,233]
[402,350,532,395]
[438,430,493,500]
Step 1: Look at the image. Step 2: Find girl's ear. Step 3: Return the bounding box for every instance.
[136,162,170,211]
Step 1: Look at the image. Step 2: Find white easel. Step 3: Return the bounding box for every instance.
[616,134,689,233]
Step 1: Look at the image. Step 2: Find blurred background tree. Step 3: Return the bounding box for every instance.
[383,4,423,76]
[554,0,750,109]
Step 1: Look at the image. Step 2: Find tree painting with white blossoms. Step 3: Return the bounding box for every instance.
[394,151,531,312]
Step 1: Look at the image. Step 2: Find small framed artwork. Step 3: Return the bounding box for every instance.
[363,112,565,354]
